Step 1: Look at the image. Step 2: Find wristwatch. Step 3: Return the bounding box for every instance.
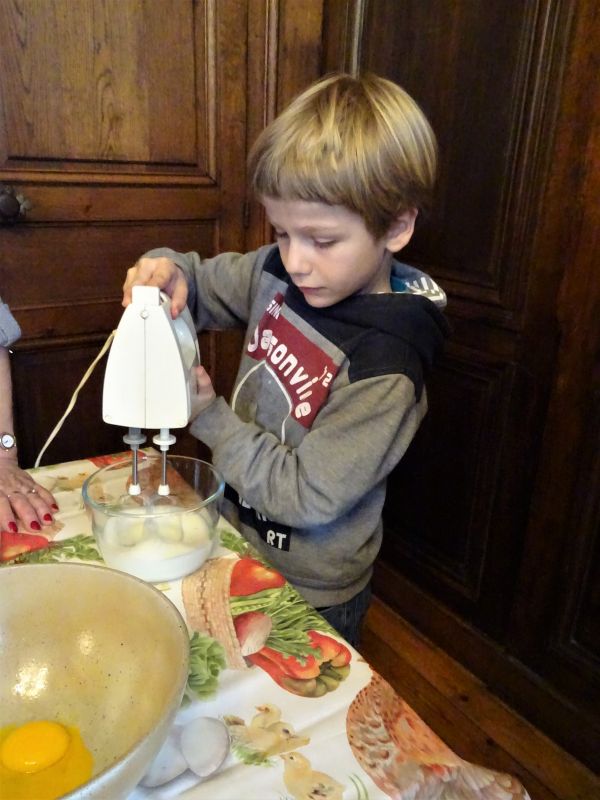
[0,432,16,451]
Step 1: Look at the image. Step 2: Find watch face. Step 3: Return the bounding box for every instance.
[1,433,16,449]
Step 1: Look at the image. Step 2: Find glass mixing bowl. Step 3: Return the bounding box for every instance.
[82,453,225,582]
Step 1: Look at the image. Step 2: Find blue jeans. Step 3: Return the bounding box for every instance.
[316,583,372,649]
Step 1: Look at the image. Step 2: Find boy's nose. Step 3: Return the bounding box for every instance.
[284,239,311,276]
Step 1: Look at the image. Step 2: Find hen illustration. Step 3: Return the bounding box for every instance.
[346,672,530,799]
[280,751,345,800]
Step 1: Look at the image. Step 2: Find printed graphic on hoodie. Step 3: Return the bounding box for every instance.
[226,483,292,551]
[239,293,339,433]
[230,293,340,552]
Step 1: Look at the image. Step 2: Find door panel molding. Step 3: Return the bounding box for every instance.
[0,0,218,179]
[382,348,516,608]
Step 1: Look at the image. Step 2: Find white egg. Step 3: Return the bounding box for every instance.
[156,516,184,543]
[180,717,230,778]
[103,516,146,547]
[180,511,211,546]
[139,728,188,788]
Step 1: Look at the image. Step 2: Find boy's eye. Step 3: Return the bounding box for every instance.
[273,230,288,240]
[314,239,335,249]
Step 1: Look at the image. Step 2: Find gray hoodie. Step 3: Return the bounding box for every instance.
[146,244,449,608]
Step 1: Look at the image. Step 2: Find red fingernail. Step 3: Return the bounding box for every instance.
[8,521,18,533]
[30,521,41,531]
[43,514,53,522]
[51,504,59,511]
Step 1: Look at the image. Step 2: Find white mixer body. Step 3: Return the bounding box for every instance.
[103,286,199,430]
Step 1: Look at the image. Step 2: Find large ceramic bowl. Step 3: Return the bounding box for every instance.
[0,562,190,799]
[82,453,225,583]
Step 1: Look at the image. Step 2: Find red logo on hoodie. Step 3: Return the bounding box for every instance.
[246,294,339,428]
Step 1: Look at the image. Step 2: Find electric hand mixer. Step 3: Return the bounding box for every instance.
[102,285,200,497]
[81,287,224,582]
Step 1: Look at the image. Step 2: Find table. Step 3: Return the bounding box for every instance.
[2,454,531,800]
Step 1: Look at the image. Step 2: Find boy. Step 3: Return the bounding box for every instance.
[123,73,449,646]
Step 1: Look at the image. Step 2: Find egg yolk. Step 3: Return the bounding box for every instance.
[0,720,93,800]
[1,720,70,773]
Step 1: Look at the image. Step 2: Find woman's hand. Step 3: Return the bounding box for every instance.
[122,256,189,318]
[0,457,58,533]
[190,366,217,420]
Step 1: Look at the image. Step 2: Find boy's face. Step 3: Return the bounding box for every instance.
[262,197,414,309]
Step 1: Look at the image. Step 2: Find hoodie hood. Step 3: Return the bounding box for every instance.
[282,256,450,399]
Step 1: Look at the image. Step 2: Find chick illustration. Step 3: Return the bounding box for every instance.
[225,716,282,753]
[224,704,310,762]
[250,703,281,729]
[280,751,344,800]
[267,722,310,755]
[346,672,530,799]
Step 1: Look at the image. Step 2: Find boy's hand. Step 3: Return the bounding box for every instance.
[190,366,217,420]
[122,256,188,318]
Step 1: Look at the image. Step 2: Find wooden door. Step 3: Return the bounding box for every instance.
[0,0,324,468]
[332,0,600,770]
[357,0,571,638]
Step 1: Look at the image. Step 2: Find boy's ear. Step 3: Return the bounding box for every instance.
[385,208,418,252]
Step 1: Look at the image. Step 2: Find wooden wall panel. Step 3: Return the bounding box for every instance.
[276,0,324,107]
[360,0,572,638]
[362,0,568,320]
[382,353,516,616]
[537,398,600,712]
[0,0,251,468]
[12,340,129,468]
[245,0,325,250]
[2,0,325,471]
[0,0,208,173]
[1,222,216,339]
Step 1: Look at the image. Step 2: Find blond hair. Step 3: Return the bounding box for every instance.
[249,73,437,238]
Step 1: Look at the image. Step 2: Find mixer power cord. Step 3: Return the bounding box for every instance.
[34,331,116,468]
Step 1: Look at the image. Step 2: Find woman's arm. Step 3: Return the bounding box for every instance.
[0,345,58,533]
